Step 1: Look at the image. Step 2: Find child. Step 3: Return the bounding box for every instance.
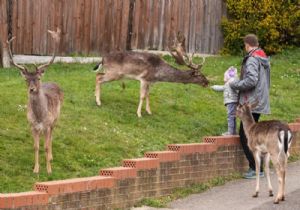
[211,66,239,135]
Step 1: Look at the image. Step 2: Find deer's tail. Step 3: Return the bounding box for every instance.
[278,129,293,155]
[93,60,103,72]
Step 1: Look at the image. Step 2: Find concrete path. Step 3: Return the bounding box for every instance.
[11,51,213,65]
[13,55,101,64]
[133,161,300,210]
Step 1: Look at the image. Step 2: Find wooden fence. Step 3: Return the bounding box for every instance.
[0,0,226,60]
[131,0,226,54]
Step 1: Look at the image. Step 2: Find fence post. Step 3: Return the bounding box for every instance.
[126,0,135,50]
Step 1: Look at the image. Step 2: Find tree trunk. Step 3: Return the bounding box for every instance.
[1,44,11,68]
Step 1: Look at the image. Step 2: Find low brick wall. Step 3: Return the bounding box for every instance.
[1,120,300,210]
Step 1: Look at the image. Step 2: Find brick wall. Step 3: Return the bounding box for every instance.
[1,120,300,210]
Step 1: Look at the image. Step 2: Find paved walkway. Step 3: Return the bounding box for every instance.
[133,161,300,210]
[13,55,102,64]
[11,51,213,65]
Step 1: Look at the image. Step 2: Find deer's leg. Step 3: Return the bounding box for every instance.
[277,162,286,202]
[282,169,286,201]
[44,127,52,174]
[270,154,282,204]
[253,151,261,198]
[137,80,150,117]
[49,127,53,161]
[95,73,103,106]
[145,83,152,115]
[95,72,122,106]
[265,153,273,196]
[274,166,284,204]
[32,129,40,174]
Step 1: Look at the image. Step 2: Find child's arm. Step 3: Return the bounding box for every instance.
[211,85,225,92]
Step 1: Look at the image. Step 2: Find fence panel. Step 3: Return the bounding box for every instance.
[9,0,130,56]
[130,0,226,54]
[1,0,225,58]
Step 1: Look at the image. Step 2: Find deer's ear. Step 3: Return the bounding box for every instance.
[249,100,259,109]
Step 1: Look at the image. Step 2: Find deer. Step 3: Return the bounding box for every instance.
[7,28,63,174]
[236,102,293,204]
[94,33,208,117]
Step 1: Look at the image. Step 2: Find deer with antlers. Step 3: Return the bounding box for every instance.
[94,33,208,117]
[7,28,63,174]
[236,102,293,204]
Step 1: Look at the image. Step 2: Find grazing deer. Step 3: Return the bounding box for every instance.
[94,34,208,117]
[236,102,293,204]
[7,28,63,174]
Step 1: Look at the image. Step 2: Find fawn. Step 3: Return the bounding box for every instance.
[236,102,293,204]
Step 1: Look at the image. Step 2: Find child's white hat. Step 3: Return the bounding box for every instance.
[224,66,237,82]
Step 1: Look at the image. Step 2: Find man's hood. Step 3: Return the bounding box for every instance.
[250,48,270,69]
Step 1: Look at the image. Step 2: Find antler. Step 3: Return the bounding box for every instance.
[169,32,206,75]
[169,32,187,65]
[185,53,206,72]
[36,28,61,71]
[7,37,27,72]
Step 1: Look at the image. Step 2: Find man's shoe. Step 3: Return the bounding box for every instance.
[244,168,256,179]
[244,169,264,179]
[243,168,253,176]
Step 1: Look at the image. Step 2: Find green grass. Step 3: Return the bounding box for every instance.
[0,48,299,193]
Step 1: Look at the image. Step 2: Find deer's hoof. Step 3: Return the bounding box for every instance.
[252,192,259,198]
[96,101,101,106]
[274,199,279,204]
[269,191,274,197]
[281,196,285,201]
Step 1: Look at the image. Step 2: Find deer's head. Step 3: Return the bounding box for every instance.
[7,28,61,94]
[169,32,209,87]
[236,101,259,120]
[186,68,209,87]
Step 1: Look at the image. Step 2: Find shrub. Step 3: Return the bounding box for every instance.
[221,0,300,55]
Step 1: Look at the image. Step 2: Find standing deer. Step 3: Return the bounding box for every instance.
[7,28,63,174]
[236,102,293,204]
[94,35,208,117]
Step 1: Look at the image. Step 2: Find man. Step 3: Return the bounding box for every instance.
[230,34,271,179]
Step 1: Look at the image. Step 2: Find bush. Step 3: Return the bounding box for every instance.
[221,0,300,55]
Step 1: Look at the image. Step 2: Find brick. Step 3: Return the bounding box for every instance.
[289,123,300,132]
[203,135,240,146]
[100,167,137,179]
[123,158,159,170]
[0,191,48,208]
[35,176,115,195]
[0,194,13,209]
[145,151,180,162]
[167,143,217,154]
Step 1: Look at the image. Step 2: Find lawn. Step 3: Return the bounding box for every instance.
[0,48,299,193]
